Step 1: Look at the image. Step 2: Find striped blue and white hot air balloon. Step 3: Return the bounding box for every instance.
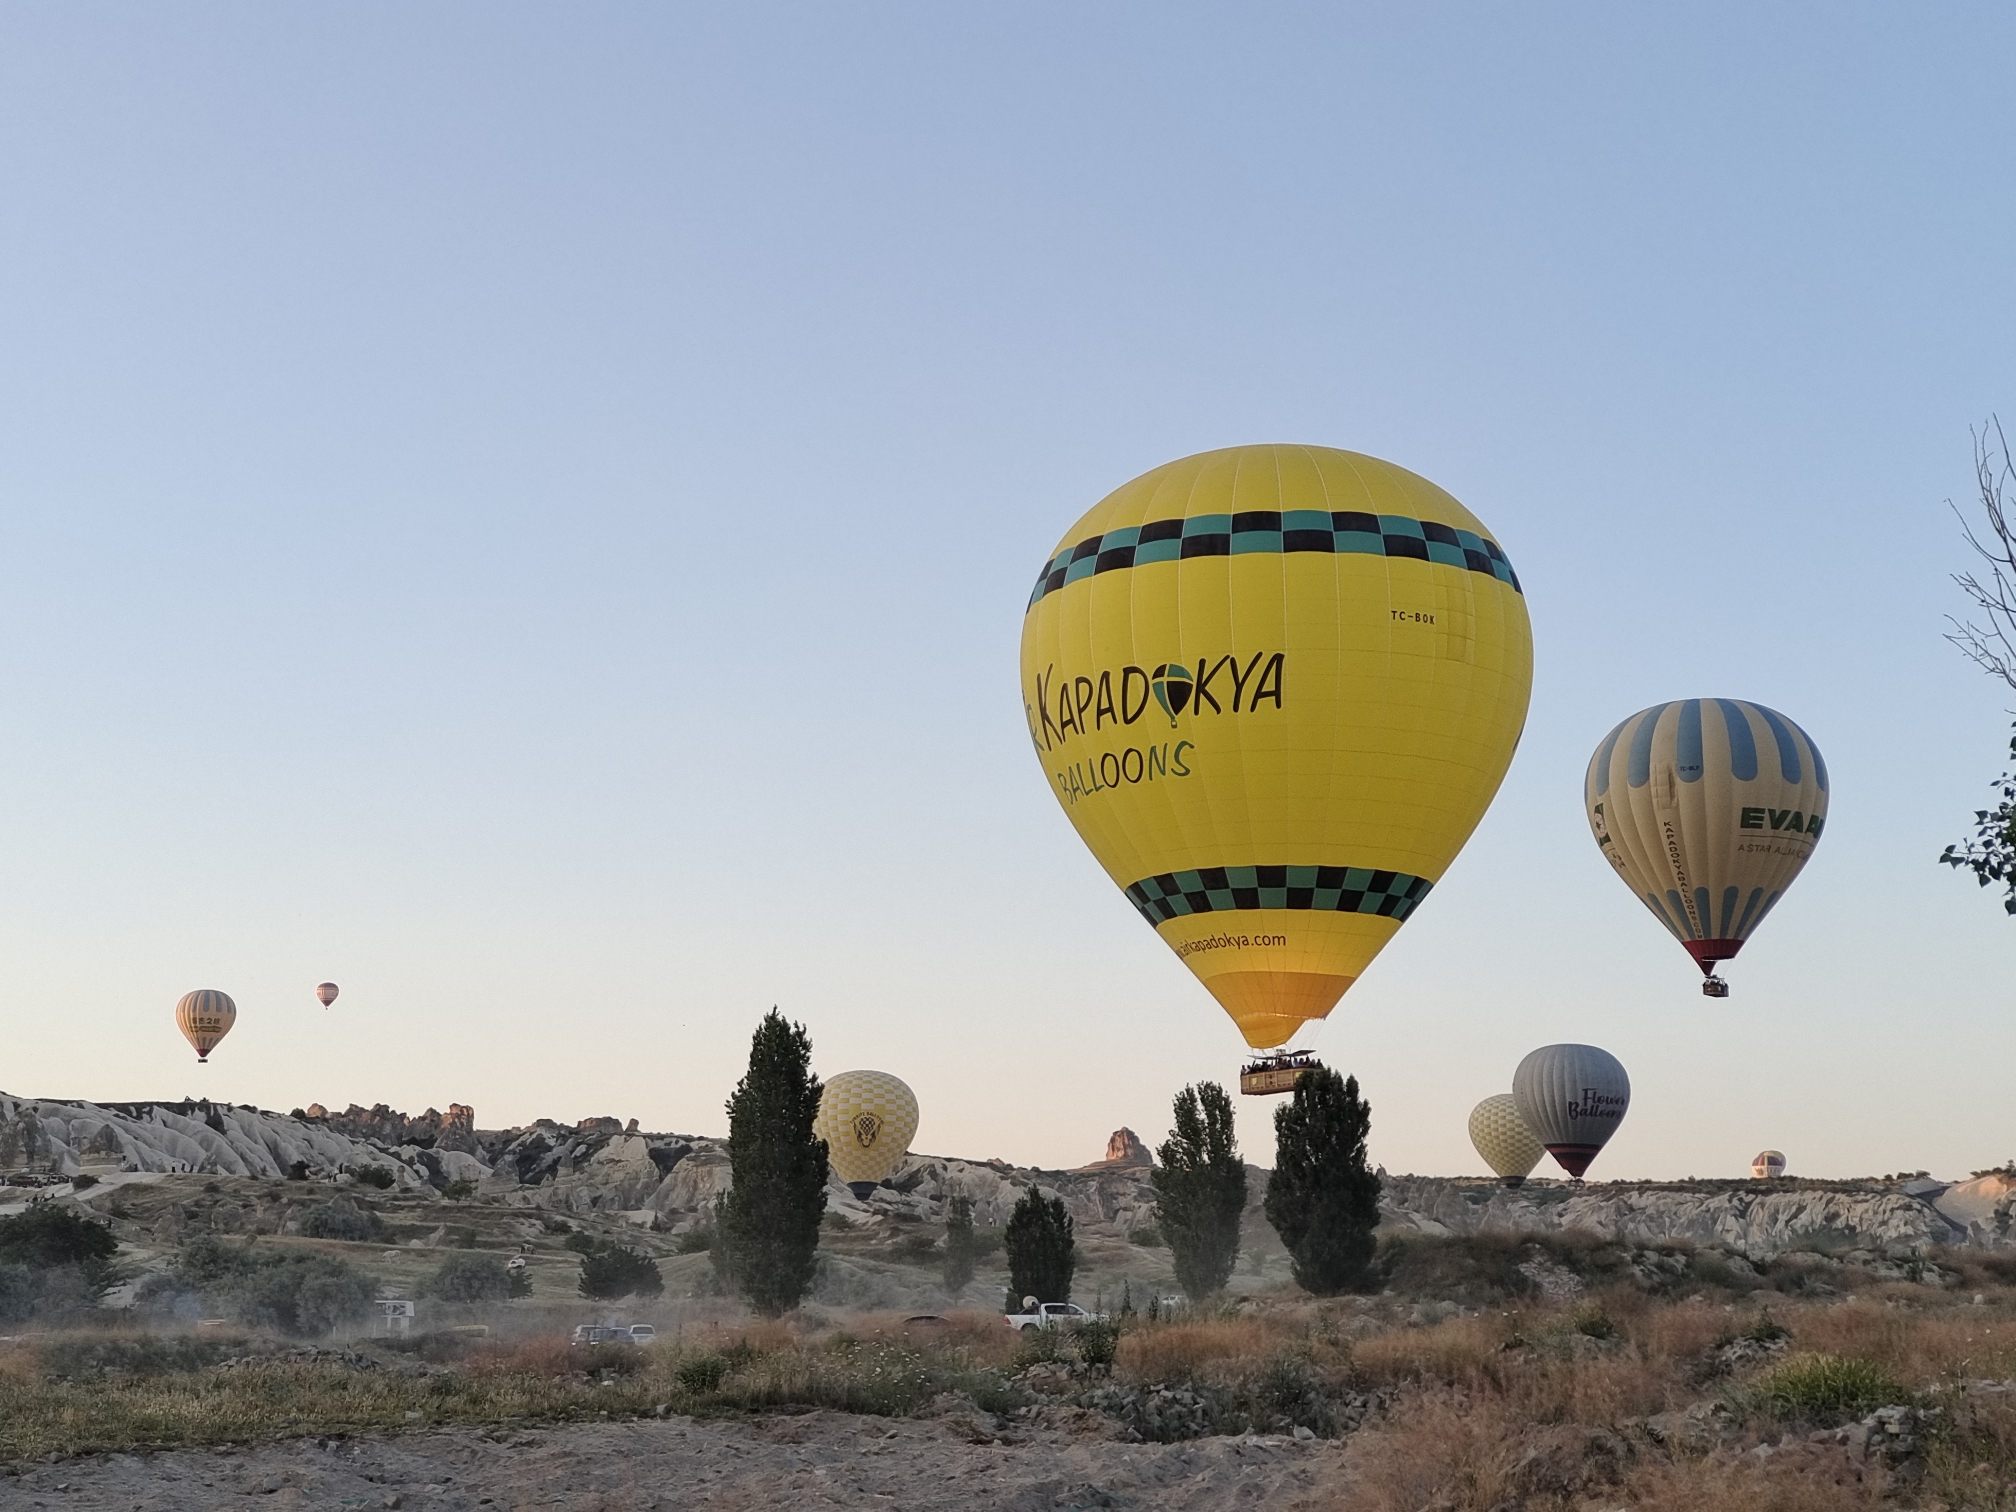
[1585,699,1828,996]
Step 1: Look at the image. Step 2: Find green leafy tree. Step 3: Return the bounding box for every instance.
[578,1244,664,1300]
[719,1009,828,1315]
[423,1251,516,1302]
[1004,1189,1075,1305]
[1152,1081,1247,1299]
[1942,419,2016,910]
[170,1239,374,1336]
[942,1195,978,1296]
[0,1204,118,1294]
[1264,1068,1381,1296]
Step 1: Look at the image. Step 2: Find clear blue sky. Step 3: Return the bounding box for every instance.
[2,6,2013,1179]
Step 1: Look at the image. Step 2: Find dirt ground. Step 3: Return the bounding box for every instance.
[1,1410,1346,1511]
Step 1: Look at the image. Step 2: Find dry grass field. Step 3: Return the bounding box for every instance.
[11,1231,2016,1507]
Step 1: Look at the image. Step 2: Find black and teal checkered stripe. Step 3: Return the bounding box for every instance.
[1028,510,1520,610]
[1123,864,1433,925]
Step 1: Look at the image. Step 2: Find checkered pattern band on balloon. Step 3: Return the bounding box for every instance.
[1123,865,1432,926]
[1027,510,1520,610]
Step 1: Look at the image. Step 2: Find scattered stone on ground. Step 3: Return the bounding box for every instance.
[0,1410,1347,1511]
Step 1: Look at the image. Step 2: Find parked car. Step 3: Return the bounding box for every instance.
[570,1324,633,1347]
[1003,1302,1106,1332]
[626,1324,657,1345]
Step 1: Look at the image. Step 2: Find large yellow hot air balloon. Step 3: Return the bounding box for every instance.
[1019,445,1533,1065]
[175,989,237,1063]
[1585,700,1827,996]
[814,1071,919,1199]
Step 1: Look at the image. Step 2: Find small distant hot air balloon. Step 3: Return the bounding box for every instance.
[1512,1044,1630,1181]
[175,989,237,1063]
[1752,1150,1787,1180]
[316,982,339,1008]
[814,1071,919,1199]
[1468,1093,1544,1187]
[1019,445,1533,1090]
[1585,700,1827,997]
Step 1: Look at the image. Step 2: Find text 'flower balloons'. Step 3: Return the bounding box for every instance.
[1512,1043,1631,1180]
[1019,445,1533,1054]
[1586,699,1827,994]
[814,1071,919,1199]
[175,990,237,1064]
[1468,1094,1544,1187]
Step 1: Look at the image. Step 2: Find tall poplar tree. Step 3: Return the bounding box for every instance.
[720,1009,828,1315]
[1264,1068,1381,1296]
[1152,1081,1247,1299]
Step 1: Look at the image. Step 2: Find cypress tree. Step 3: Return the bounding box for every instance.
[720,1008,828,1315]
[941,1194,977,1296]
[1264,1067,1382,1296]
[1152,1081,1247,1299]
[1003,1189,1075,1305]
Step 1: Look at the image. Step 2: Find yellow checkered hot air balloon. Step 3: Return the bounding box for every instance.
[1468,1094,1543,1187]
[814,1071,919,1199]
[1019,445,1533,1085]
[175,989,237,1063]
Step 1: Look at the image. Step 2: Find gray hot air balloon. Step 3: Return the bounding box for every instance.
[1512,1043,1630,1180]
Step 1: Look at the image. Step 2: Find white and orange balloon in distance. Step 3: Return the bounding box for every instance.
[1018,444,1534,1062]
[1585,700,1828,996]
[316,982,339,1009]
[175,989,237,1064]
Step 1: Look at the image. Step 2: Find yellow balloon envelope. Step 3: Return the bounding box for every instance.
[1585,700,1827,986]
[1019,445,1533,1049]
[175,989,237,1063]
[1468,1093,1543,1187]
[815,1070,919,1198]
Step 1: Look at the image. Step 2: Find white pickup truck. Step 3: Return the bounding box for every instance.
[1003,1301,1106,1332]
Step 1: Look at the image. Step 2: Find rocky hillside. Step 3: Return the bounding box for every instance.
[5,1090,2012,1259]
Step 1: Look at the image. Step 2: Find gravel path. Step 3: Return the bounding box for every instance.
[2,1410,1348,1511]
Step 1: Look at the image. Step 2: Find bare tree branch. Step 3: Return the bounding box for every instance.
[1946,416,2016,691]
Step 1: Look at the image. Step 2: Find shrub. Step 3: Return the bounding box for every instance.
[677,1353,728,1392]
[69,1174,98,1191]
[562,1231,601,1255]
[1754,1353,1908,1423]
[1076,1318,1119,1369]
[541,1217,573,1234]
[297,1200,377,1242]
[352,1167,396,1190]
[1128,1226,1165,1248]
[1004,1190,1075,1305]
[441,1180,477,1201]
[578,1244,663,1300]
[677,1227,714,1255]
[422,1252,515,1303]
